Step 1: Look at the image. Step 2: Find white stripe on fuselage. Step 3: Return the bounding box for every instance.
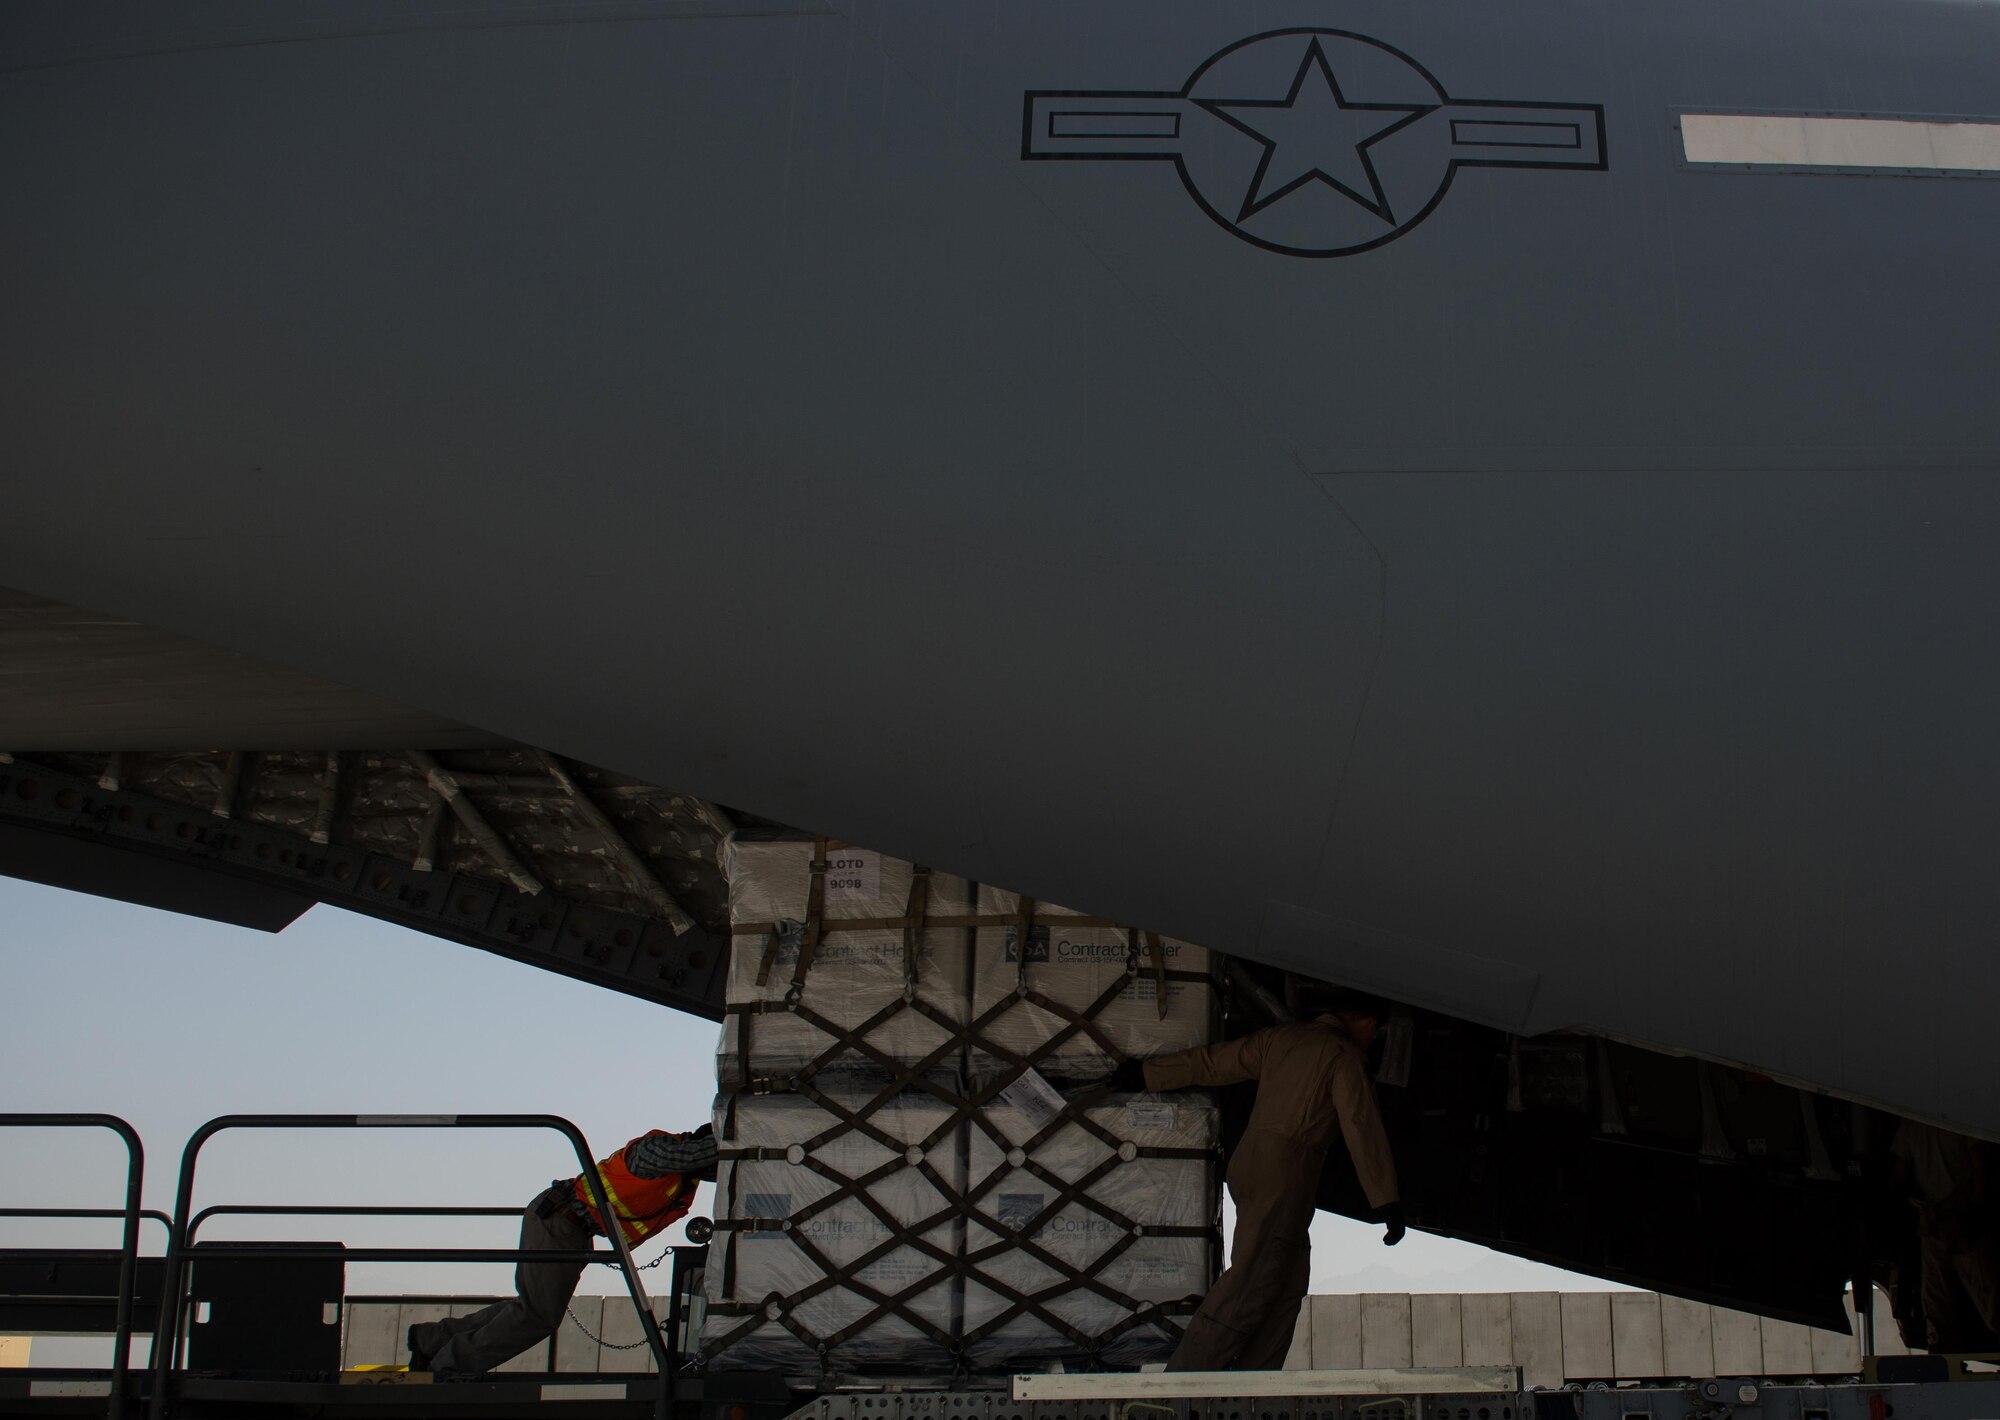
[1682,111,2000,171]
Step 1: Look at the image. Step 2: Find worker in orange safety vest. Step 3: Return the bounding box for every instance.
[408,1125,715,1376]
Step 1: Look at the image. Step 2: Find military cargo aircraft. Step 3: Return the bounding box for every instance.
[3,0,1996,1344]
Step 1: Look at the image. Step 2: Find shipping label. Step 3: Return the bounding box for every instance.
[823,850,881,901]
[995,1067,1068,1132]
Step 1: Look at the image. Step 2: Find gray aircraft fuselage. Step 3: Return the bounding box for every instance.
[3,2,1997,1136]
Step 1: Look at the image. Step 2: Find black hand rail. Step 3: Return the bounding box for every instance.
[0,1207,172,1229]
[186,1204,524,1239]
[185,1200,628,1272]
[0,1114,146,1420]
[147,1114,671,1420]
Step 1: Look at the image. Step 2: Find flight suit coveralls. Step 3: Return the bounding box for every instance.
[1894,1120,2000,1350]
[1143,1016,1398,1371]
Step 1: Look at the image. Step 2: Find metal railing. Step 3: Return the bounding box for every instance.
[146,1114,673,1420]
[0,1114,149,1420]
[171,1204,536,1375]
[186,1204,525,1239]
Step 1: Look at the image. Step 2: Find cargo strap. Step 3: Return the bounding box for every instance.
[903,866,930,989]
[734,912,1131,934]
[1146,931,1169,1020]
[789,837,831,992]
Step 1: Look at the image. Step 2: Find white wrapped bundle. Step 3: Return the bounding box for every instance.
[707,837,1222,1373]
[703,1090,1217,1374]
[717,836,974,1088]
[960,1094,1218,1367]
[701,1091,964,1373]
[969,889,1214,1083]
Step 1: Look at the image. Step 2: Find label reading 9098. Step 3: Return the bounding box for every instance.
[823,850,881,901]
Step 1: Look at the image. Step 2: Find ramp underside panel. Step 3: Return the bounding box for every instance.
[0,755,732,1019]
[0,817,310,930]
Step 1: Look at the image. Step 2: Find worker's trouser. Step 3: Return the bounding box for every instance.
[1169,1127,1324,1372]
[412,1187,594,1375]
[1919,1218,2000,1350]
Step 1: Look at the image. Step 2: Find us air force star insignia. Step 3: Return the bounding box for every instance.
[1199,38,1431,225]
[1023,28,1607,258]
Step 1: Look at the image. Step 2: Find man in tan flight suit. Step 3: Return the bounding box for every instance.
[1117,994,1403,1371]
[1892,1118,2000,1350]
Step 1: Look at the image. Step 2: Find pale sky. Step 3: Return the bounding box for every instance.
[0,874,1620,1362]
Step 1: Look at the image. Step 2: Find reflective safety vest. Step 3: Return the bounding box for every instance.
[571,1132,698,1245]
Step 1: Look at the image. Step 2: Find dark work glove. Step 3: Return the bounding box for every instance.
[690,1121,714,1141]
[1380,1203,1406,1247]
[1109,1058,1149,1093]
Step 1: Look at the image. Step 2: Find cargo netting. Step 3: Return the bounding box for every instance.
[702,834,1221,1375]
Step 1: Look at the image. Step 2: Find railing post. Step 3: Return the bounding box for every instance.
[108,1121,144,1420]
[149,1118,221,1420]
[550,1118,676,1420]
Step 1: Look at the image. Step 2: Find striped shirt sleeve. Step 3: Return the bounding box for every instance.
[626,1130,718,1181]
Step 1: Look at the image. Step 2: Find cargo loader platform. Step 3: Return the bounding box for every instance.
[793,1373,2000,1420]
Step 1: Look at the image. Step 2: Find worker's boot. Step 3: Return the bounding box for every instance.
[406,1324,434,1373]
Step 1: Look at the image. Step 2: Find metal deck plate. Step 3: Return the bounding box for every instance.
[1013,1369,1520,1401]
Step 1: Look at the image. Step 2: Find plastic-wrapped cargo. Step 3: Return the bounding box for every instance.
[707,832,1222,1375]
[716,835,975,1089]
[701,1089,1216,1375]
[968,888,1214,1085]
[960,1094,1219,1368]
[717,834,1215,1088]
[699,1090,964,1374]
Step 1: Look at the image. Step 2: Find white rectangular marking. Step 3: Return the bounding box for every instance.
[30,1381,112,1397]
[1682,113,2000,172]
[542,1382,627,1399]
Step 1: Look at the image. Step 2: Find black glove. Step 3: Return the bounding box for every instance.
[1380,1203,1406,1247]
[1109,1058,1149,1093]
[689,1121,714,1141]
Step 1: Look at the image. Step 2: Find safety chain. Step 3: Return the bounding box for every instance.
[565,1245,674,1351]
[564,1300,656,1351]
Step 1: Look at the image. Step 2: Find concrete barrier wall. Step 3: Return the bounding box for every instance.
[1284,1291,1906,1385]
[341,1288,1904,1380]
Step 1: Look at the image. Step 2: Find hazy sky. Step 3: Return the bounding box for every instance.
[1,874,1620,1359]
